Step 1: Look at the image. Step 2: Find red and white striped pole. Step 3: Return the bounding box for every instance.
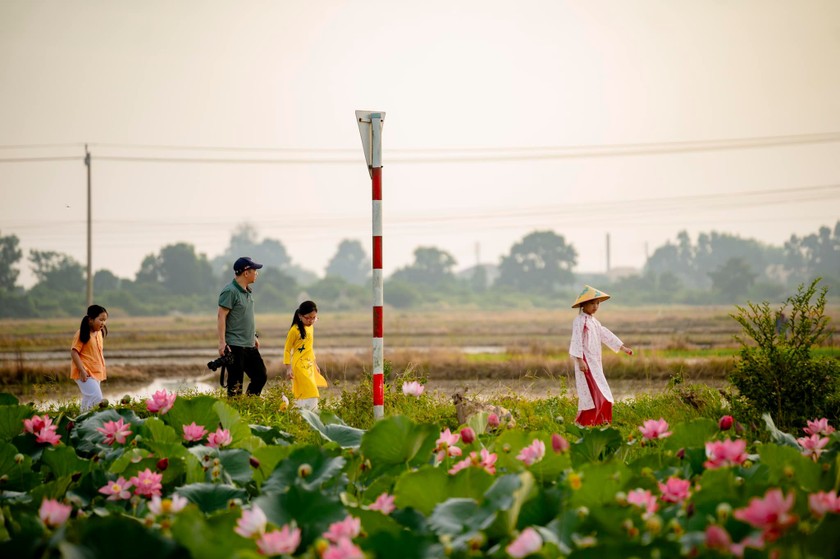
[356,110,386,420]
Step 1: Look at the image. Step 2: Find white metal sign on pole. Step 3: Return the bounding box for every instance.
[356,110,386,420]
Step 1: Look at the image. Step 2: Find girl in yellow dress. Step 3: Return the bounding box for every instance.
[284,300,328,411]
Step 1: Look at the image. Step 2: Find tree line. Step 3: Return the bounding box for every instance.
[0,221,837,318]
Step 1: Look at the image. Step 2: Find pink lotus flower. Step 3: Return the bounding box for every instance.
[98,476,133,501]
[323,515,361,543]
[207,428,232,448]
[146,390,177,415]
[639,418,672,440]
[718,415,734,430]
[35,426,62,446]
[148,494,188,516]
[705,524,732,552]
[182,422,207,443]
[627,488,659,519]
[368,492,396,515]
[434,428,463,463]
[460,427,476,445]
[487,413,500,428]
[39,498,72,527]
[808,490,840,518]
[323,537,364,559]
[23,414,52,435]
[797,434,829,461]
[448,448,497,476]
[256,525,301,556]
[704,438,748,469]
[402,381,425,397]
[506,527,543,558]
[551,433,570,453]
[130,468,163,498]
[658,477,691,503]
[235,505,267,538]
[96,417,132,446]
[516,439,546,466]
[734,488,797,542]
[804,418,835,437]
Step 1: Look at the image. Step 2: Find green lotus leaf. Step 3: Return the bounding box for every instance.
[140,416,179,444]
[66,513,184,559]
[40,444,90,480]
[170,506,255,559]
[568,461,631,507]
[360,415,438,474]
[0,404,35,443]
[394,465,495,516]
[249,446,290,489]
[758,443,822,491]
[0,441,38,490]
[255,484,346,549]
[363,530,444,559]
[163,395,220,434]
[218,448,254,485]
[299,408,364,449]
[570,427,623,467]
[249,424,293,446]
[260,445,346,494]
[427,498,494,536]
[28,475,73,503]
[662,418,717,451]
[176,482,248,514]
[0,393,20,406]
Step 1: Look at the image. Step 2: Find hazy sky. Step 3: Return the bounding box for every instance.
[2,1,839,288]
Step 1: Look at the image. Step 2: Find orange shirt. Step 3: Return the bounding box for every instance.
[70,330,107,381]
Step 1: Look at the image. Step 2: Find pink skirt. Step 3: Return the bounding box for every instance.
[575,355,612,426]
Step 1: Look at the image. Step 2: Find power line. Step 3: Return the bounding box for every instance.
[1,131,839,164]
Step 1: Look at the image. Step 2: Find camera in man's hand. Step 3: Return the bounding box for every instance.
[207,351,235,371]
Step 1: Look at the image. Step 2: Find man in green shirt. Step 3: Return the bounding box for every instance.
[217,257,267,396]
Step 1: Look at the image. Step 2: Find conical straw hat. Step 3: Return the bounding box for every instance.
[571,285,611,308]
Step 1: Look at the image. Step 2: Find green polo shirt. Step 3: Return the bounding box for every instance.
[218,279,256,348]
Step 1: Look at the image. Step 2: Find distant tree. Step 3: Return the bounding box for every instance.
[134,243,214,296]
[325,239,370,286]
[0,232,22,291]
[391,246,457,287]
[28,250,85,293]
[213,224,292,274]
[255,266,299,312]
[384,280,421,308]
[784,221,840,286]
[468,265,488,293]
[708,257,757,301]
[495,230,577,294]
[94,269,121,293]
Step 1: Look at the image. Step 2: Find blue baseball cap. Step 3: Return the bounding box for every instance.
[233,257,263,274]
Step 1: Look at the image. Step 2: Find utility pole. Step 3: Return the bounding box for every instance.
[85,144,93,307]
[356,110,386,420]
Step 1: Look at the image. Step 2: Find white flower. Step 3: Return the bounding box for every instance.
[402,381,425,397]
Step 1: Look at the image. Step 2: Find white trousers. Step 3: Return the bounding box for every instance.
[75,378,103,412]
[295,397,319,412]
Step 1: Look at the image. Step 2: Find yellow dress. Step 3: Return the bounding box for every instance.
[284,324,327,399]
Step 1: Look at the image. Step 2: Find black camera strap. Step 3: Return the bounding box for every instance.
[219,364,227,388]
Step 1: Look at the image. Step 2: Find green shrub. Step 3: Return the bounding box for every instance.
[729,279,839,432]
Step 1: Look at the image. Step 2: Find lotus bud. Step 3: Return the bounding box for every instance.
[298,464,312,478]
[645,515,663,535]
[66,421,75,433]
[157,458,169,472]
[718,415,733,430]
[460,427,476,445]
[249,456,260,469]
[121,395,132,405]
[716,502,732,522]
[676,448,685,460]
[487,413,500,428]
[551,433,570,453]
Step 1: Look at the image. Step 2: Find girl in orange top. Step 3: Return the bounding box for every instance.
[70,304,109,412]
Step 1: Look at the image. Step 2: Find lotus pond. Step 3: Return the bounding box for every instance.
[1,389,839,559]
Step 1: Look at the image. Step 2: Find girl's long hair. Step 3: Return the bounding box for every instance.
[79,304,108,343]
[291,300,317,340]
